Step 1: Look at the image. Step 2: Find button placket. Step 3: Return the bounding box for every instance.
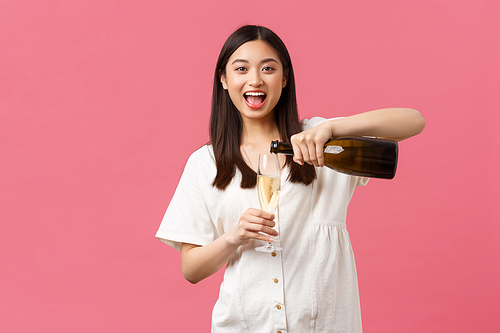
[269,248,287,333]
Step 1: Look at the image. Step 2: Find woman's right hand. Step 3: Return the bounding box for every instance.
[227,208,278,247]
[181,208,277,284]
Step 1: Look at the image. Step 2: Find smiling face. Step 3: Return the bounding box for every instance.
[220,40,287,124]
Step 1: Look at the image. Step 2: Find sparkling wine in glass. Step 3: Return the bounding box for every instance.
[255,152,282,252]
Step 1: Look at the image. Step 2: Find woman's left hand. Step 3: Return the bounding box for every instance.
[290,122,333,167]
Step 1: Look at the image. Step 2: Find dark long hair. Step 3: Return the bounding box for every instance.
[210,25,316,190]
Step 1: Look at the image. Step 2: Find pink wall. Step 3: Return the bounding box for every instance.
[1,0,499,332]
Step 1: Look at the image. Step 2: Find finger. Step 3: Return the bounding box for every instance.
[234,225,277,244]
[247,214,276,229]
[292,143,304,165]
[297,142,311,165]
[290,135,304,165]
[254,233,276,243]
[239,220,278,237]
[305,142,320,167]
[316,143,325,167]
[256,226,279,237]
[293,134,315,166]
[309,141,325,167]
[240,213,276,233]
[247,208,275,222]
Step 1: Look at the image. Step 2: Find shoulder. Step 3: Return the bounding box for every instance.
[187,144,215,165]
[183,145,216,180]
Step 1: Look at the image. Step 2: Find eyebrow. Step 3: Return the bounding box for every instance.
[231,58,279,65]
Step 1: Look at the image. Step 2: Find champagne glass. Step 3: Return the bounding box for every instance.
[255,152,282,252]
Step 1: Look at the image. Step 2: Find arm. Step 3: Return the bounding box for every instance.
[291,108,426,167]
[181,208,277,284]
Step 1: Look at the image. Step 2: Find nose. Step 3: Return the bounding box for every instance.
[248,70,263,87]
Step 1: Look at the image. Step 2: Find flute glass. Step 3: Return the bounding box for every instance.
[255,152,282,252]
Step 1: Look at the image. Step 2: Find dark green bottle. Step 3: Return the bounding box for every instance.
[270,137,398,179]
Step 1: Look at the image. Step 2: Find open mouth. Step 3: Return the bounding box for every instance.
[244,91,267,108]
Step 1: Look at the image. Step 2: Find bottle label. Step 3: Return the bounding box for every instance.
[324,145,344,154]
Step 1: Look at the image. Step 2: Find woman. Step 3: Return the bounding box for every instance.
[156,25,426,332]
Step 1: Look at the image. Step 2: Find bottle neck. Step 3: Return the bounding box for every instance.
[270,140,294,155]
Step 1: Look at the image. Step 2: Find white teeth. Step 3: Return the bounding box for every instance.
[245,92,266,96]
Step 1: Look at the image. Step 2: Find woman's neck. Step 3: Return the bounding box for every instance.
[240,118,279,148]
[239,116,281,171]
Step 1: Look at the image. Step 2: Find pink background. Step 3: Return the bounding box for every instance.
[1,0,499,332]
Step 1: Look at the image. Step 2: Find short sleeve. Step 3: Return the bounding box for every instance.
[155,149,220,251]
[301,116,344,131]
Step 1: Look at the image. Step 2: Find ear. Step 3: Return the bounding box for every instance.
[219,70,228,90]
[282,76,288,88]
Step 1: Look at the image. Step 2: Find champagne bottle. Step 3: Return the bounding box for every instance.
[270,137,398,179]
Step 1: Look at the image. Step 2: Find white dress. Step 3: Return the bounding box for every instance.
[156,117,368,333]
